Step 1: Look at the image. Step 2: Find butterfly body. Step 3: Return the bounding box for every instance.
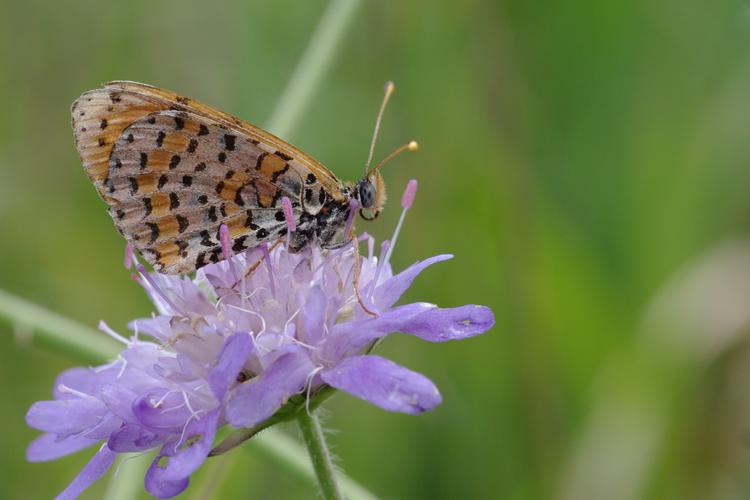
[71,81,383,274]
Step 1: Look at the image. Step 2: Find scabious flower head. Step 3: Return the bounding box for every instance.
[26,181,495,499]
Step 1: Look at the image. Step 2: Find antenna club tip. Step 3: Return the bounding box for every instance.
[408,141,419,152]
[384,81,395,94]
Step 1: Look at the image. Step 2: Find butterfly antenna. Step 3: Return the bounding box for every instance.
[366,140,419,177]
[364,81,396,174]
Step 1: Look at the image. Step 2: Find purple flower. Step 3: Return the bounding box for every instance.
[26,180,494,499]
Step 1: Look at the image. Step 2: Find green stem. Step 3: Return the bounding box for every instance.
[265,0,362,138]
[0,288,119,363]
[297,411,343,500]
[253,428,378,500]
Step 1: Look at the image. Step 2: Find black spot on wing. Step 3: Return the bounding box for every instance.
[146,222,159,243]
[177,214,189,233]
[274,150,292,161]
[143,198,152,217]
[199,230,212,247]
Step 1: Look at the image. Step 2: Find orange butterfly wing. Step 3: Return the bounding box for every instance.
[72,81,347,274]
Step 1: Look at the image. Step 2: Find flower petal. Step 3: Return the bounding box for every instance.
[99,384,139,422]
[53,367,97,400]
[226,347,314,428]
[54,444,116,500]
[323,303,494,362]
[323,303,435,361]
[132,389,193,430]
[26,433,99,462]
[321,355,441,414]
[145,467,187,499]
[302,285,327,345]
[373,254,453,309]
[26,399,106,436]
[398,304,495,342]
[108,424,164,453]
[208,332,254,400]
[145,409,219,498]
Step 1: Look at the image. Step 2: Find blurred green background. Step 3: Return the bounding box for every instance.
[3,0,750,498]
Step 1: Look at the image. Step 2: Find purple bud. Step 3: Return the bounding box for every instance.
[401,179,418,209]
[281,197,296,233]
[219,224,233,259]
[123,243,134,270]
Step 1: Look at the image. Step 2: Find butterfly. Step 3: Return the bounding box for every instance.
[71,81,416,275]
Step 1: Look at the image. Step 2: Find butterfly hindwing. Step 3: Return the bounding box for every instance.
[72,82,345,274]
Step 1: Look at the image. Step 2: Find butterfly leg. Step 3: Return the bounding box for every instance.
[350,236,377,317]
[325,237,355,250]
[228,239,284,289]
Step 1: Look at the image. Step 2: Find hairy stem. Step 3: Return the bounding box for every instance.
[297,411,343,500]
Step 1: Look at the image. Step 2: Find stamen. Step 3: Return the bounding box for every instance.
[153,389,176,408]
[98,320,130,345]
[79,418,112,439]
[368,240,390,298]
[283,308,301,337]
[92,355,124,373]
[57,384,99,402]
[360,231,374,260]
[174,414,197,453]
[226,304,266,338]
[219,224,240,284]
[384,179,418,266]
[136,265,183,315]
[159,403,186,415]
[113,450,151,477]
[259,244,276,298]
[304,365,325,416]
[182,390,201,420]
[123,243,134,270]
[116,359,128,379]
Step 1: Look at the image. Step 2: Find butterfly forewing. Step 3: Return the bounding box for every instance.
[72,81,346,274]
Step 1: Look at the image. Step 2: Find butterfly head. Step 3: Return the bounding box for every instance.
[355,171,386,220]
[355,82,418,222]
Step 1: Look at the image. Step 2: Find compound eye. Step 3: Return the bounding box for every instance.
[359,181,376,208]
